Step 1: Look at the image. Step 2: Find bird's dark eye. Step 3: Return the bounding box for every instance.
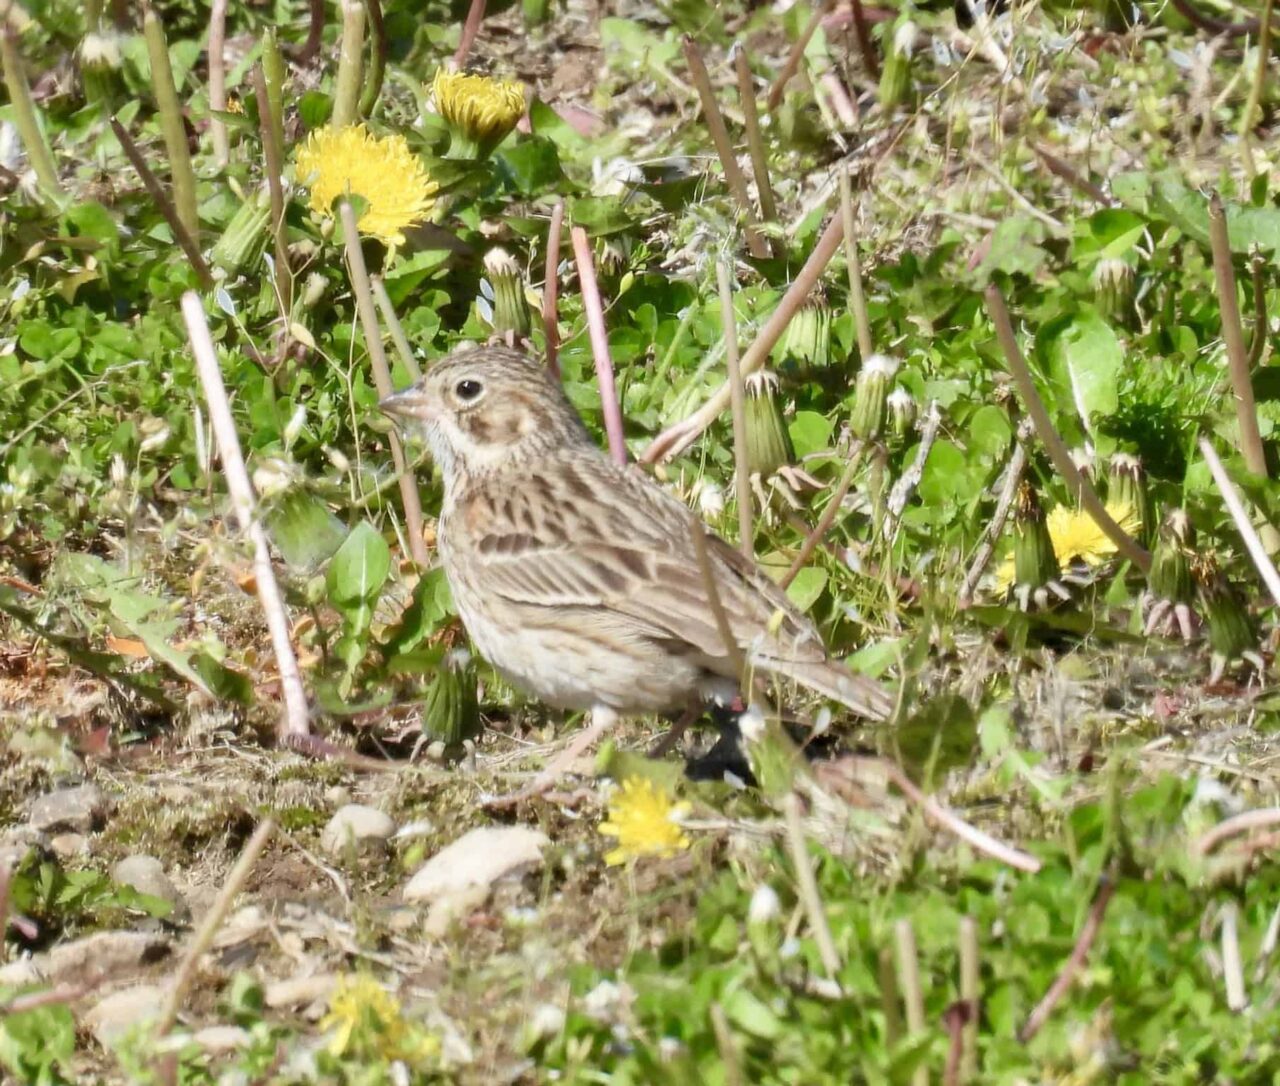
[455,379,483,402]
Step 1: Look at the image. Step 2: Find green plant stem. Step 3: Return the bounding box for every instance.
[207,0,229,166]
[983,284,1151,572]
[110,118,214,289]
[542,199,565,376]
[682,36,769,260]
[371,276,422,382]
[780,443,864,589]
[143,5,199,240]
[252,63,292,316]
[358,0,386,117]
[1,26,62,197]
[1238,0,1274,179]
[262,28,287,168]
[733,47,778,233]
[718,262,753,559]
[894,919,928,1086]
[1247,253,1268,367]
[332,0,365,128]
[338,200,429,567]
[839,166,874,360]
[452,0,487,67]
[783,793,843,980]
[959,916,979,1083]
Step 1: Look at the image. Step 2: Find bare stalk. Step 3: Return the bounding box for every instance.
[690,514,747,682]
[643,210,846,463]
[207,0,229,166]
[358,0,386,116]
[783,792,843,980]
[733,47,778,228]
[958,431,1028,606]
[682,36,769,259]
[180,294,310,738]
[338,200,430,567]
[984,284,1150,571]
[253,63,292,316]
[543,199,565,376]
[142,5,199,239]
[1030,142,1113,207]
[111,119,213,289]
[766,0,830,110]
[453,0,487,67]
[261,28,287,174]
[959,916,979,1083]
[849,0,880,80]
[1199,437,1280,605]
[894,919,928,1086]
[781,443,865,589]
[883,401,940,541]
[1222,901,1248,1011]
[1195,807,1280,854]
[1208,195,1273,504]
[839,166,874,360]
[1238,0,1274,179]
[570,225,627,464]
[287,0,325,64]
[709,1003,745,1086]
[1,25,61,196]
[718,262,753,558]
[154,817,275,1035]
[371,277,421,382]
[332,0,365,128]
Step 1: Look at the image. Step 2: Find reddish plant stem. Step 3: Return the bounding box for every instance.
[285,0,326,63]
[543,199,565,377]
[453,0,487,67]
[849,0,880,79]
[766,0,831,110]
[780,444,864,589]
[570,225,627,464]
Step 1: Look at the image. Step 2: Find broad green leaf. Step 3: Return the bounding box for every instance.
[788,411,833,456]
[785,566,827,612]
[266,490,348,572]
[1040,309,1123,428]
[326,521,391,607]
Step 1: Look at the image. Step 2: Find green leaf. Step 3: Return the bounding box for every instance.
[968,215,1049,283]
[326,520,391,607]
[788,411,833,457]
[266,490,348,572]
[1040,309,1123,429]
[785,566,827,612]
[496,136,565,195]
[722,987,784,1040]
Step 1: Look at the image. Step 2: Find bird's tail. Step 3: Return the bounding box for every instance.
[762,657,896,721]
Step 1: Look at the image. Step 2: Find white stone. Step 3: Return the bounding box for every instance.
[112,855,188,920]
[403,826,549,904]
[320,804,396,855]
[85,984,166,1047]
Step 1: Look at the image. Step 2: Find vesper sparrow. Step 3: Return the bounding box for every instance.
[382,345,893,791]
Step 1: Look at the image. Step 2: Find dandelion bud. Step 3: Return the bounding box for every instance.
[849,354,899,442]
[301,271,327,310]
[422,649,481,746]
[887,387,917,440]
[596,236,630,279]
[779,296,832,378]
[1192,553,1257,672]
[1093,258,1135,325]
[1107,452,1154,545]
[743,371,795,477]
[1070,446,1097,486]
[878,19,918,110]
[483,247,531,338]
[1148,509,1195,604]
[1013,481,1060,589]
[211,188,272,275]
[432,69,525,159]
[79,30,124,107]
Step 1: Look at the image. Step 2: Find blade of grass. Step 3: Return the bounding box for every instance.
[207,0,229,166]
[253,63,292,316]
[1198,436,1280,607]
[733,47,778,230]
[718,261,753,559]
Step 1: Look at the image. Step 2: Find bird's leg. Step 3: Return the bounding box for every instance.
[482,706,620,809]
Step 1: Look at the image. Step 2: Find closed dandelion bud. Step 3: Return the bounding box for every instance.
[1148,509,1195,603]
[744,371,794,477]
[1093,258,1135,324]
[432,69,525,159]
[301,271,327,310]
[1070,446,1097,488]
[887,387,916,440]
[211,188,272,275]
[1013,481,1060,588]
[1192,554,1256,664]
[422,649,480,746]
[779,296,832,377]
[483,247,531,338]
[1107,453,1154,544]
[79,30,124,108]
[850,354,899,442]
[878,19,918,110]
[596,236,630,278]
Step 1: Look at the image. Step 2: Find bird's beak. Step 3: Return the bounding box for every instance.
[379,385,436,424]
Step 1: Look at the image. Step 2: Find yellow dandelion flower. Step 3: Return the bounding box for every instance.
[599,777,692,866]
[432,69,525,158]
[225,95,244,115]
[320,973,441,1065]
[295,124,437,247]
[994,501,1140,591]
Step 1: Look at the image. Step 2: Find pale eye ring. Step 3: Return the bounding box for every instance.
[455,378,483,402]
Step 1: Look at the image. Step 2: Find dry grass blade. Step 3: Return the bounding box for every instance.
[783,792,843,980]
[766,1,830,111]
[718,261,753,558]
[781,443,865,590]
[1198,437,1280,607]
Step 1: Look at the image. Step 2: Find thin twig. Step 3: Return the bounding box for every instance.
[959,916,979,1083]
[207,0,229,167]
[958,432,1029,606]
[338,200,429,567]
[1199,437,1280,606]
[848,0,880,80]
[453,0,487,68]
[543,200,565,377]
[734,47,778,229]
[1030,142,1113,207]
[1170,0,1258,34]
[1248,253,1269,367]
[780,444,865,590]
[839,166,874,360]
[682,36,769,259]
[883,401,940,542]
[766,0,830,111]
[371,277,421,382]
[1194,808,1280,855]
[783,792,842,980]
[1018,877,1115,1042]
[181,294,310,738]
[332,0,365,128]
[1222,901,1248,1011]
[113,119,213,288]
[570,225,627,464]
[894,919,928,1086]
[718,262,753,558]
[643,210,846,463]
[253,63,292,316]
[154,817,275,1036]
[984,285,1150,572]
[690,513,747,683]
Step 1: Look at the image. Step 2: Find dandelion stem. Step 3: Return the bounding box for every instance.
[143,4,199,240]
[878,945,903,1045]
[1238,0,1274,179]
[359,0,387,116]
[2,31,59,198]
[984,284,1150,572]
[766,0,830,111]
[338,200,430,567]
[207,0,229,167]
[682,36,769,260]
[1030,142,1113,207]
[261,28,287,170]
[781,443,865,590]
[718,262,753,559]
[709,1003,745,1086]
[783,793,843,980]
[959,916,979,1083]
[1198,437,1280,608]
[253,63,292,317]
[180,293,309,738]
[839,167,874,360]
[894,919,928,1086]
[570,225,627,464]
[733,47,778,229]
[543,199,565,377]
[111,119,214,289]
[453,0,487,67]
[371,277,421,382]
[1222,901,1248,1011]
[332,0,365,128]
[288,0,325,64]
